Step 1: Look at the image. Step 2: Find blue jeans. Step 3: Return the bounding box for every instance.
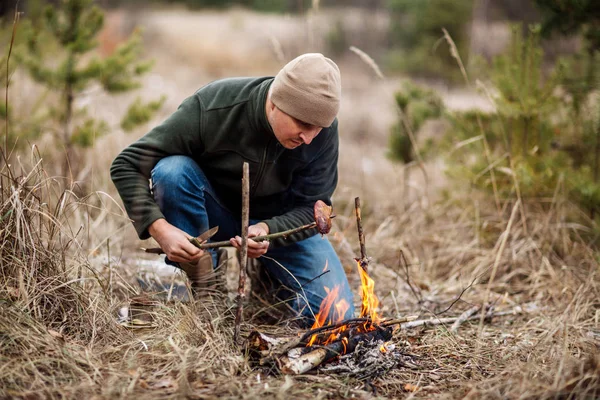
[151,156,355,324]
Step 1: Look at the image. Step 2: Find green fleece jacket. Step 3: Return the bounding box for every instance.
[110,77,339,247]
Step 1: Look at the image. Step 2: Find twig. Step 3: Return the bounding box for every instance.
[450,305,482,333]
[299,318,371,343]
[299,269,331,290]
[399,250,421,302]
[355,197,368,272]
[234,162,249,344]
[379,315,419,327]
[396,306,523,330]
[435,276,477,316]
[300,315,418,344]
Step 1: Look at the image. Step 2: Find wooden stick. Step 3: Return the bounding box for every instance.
[354,197,368,271]
[299,318,370,343]
[234,162,249,344]
[197,222,317,249]
[396,307,521,330]
[144,200,337,255]
[143,221,321,254]
[450,305,482,333]
[279,327,393,375]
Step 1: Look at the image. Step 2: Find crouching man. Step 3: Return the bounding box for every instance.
[111,53,354,325]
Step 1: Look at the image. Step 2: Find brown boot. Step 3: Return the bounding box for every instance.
[180,250,229,298]
[179,253,214,298]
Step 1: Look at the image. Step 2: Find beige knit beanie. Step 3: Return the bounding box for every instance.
[271,53,341,128]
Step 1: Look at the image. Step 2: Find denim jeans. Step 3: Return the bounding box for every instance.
[151,155,355,324]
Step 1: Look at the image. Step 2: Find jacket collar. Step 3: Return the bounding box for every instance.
[250,78,276,139]
[250,78,286,159]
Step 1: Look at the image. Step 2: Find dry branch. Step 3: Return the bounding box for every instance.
[278,327,393,375]
[234,162,249,344]
[450,305,482,333]
[354,197,368,271]
[396,306,523,330]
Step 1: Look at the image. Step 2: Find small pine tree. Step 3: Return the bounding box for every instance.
[16,0,164,178]
[388,81,444,164]
[387,0,473,81]
[490,24,560,158]
[388,81,444,208]
[535,0,600,216]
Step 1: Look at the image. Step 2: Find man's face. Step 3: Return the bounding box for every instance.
[268,103,323,150]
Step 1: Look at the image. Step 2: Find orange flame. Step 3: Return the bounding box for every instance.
[305,261,382,352]
[307,285,342,346]
[357,261,381,324]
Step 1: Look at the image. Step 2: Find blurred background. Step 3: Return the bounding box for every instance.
[1,0,598,270]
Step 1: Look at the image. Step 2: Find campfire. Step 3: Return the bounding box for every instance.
[247,197,402,375]
[279,260,393,375]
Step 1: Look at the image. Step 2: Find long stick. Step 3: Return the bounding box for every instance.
[234,162,249,344]
[396,307,522,330]
[354,197,368,271]
[144,221,321,254]
[198,222,317,249]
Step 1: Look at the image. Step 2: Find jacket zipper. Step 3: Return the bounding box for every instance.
[250,140,270,197]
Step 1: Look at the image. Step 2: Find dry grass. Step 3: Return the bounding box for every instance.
[2,153,599,399]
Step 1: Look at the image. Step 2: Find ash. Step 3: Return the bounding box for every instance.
[320,339,418,381]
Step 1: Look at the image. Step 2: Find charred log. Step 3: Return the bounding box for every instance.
[278,326,392,375]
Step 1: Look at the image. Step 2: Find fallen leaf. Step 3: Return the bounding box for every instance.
[404,383,420,392]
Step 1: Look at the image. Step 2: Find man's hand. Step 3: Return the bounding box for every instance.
[148,218,204,263]
[230,222,269,258]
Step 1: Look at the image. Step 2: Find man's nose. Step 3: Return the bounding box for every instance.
[300,128,320,145]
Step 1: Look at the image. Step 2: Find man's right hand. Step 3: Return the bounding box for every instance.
[148,219,204,263]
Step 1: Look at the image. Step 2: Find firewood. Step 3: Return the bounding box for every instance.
[278,327,393,375]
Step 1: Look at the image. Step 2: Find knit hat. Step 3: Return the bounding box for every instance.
[271,53,341,128]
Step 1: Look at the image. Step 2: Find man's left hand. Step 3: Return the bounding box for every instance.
[230,222,270,258]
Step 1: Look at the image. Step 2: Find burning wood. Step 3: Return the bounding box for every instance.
[278,326,393,375]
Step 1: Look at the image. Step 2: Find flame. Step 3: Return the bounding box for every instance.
[357,261,381,324]
[311,286,339,329]
[379,344,387,353]
[305,261,382,353]
[306,285,352,347]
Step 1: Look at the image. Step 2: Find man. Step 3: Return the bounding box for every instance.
[111,53,355,325]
